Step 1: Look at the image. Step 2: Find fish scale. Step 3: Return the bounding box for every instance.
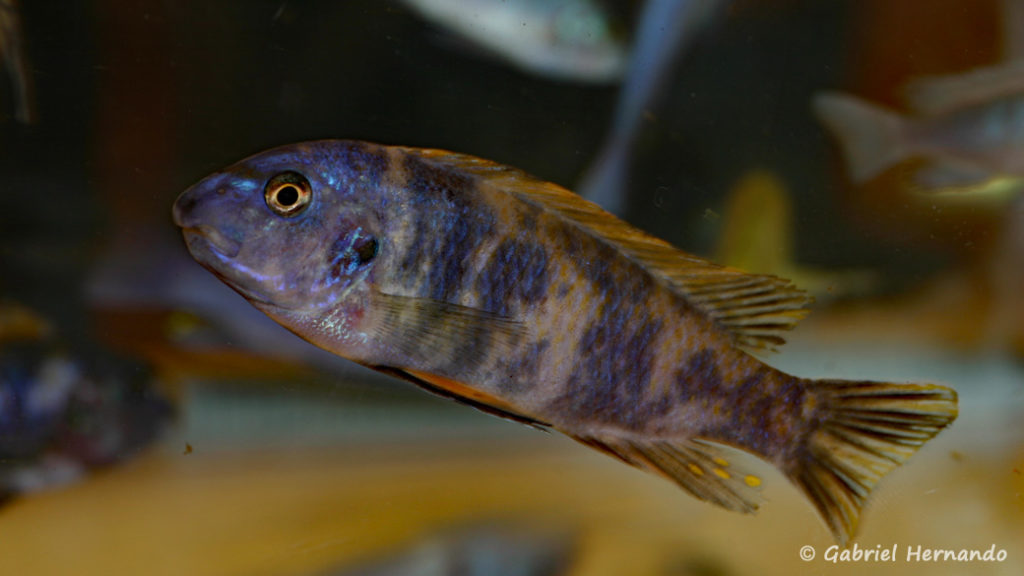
[173,139,958,544]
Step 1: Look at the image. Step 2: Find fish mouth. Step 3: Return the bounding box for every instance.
[181,225,242,259]
[178,229,274,307]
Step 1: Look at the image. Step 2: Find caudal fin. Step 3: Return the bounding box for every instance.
[813,92,909,183]
[791,380,958,544]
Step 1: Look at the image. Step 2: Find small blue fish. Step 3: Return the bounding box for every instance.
[399,0,628,83]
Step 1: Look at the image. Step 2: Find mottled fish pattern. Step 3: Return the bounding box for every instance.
[173,140,958,544]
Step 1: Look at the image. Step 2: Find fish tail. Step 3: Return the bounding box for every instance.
[813,92,909,182]
[789,378,958,544]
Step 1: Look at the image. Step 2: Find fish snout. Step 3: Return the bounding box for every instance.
[173,186,244,259]
[172,186,201,229]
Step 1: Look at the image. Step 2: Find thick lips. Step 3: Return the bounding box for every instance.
[179,228,273,306]
[180,225,242,259]
[172,182,275,308]
[173,187,243,259]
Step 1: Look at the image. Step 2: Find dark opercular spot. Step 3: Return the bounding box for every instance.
[354,236,378,264]
[328,229,378,284]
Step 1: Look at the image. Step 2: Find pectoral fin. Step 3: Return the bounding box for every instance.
[370,290,529,369]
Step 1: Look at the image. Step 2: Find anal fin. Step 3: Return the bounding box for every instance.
[573,434,764,514]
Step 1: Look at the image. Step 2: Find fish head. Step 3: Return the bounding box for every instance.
[172,142,384,351]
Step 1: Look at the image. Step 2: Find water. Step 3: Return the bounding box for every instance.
[0,1,1021,575]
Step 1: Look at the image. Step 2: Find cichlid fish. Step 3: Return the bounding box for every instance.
[173,140,957,544]
[398,0,627,83]
[814,61,1024,193]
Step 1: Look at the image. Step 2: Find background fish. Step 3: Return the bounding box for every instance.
[578,0,726,214]
[714,170,877,300]
[0,0,34,123]
[397,0,629,83]
[814,61,1024,193]
[173,140,957,544]
[0,300,50,344]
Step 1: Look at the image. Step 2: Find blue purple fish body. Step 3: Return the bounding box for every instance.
[173,140,957,543]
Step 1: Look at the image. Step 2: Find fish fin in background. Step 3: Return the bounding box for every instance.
[790,378,958,544]
[715,170,877,300]
[370,289,530,367]
[577,137,631,217]
[813,92,909,183]
[576,0,728,215]
[0,300,51,344]
[373,366,550,430]
[910,159,1016,193]
[903,61,1024,115]
[0,0,35,123]
[400,148,812,352]
[571,434,763,514]
[714,170,793,274]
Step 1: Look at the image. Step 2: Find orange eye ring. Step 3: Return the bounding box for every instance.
[264,171,312,217]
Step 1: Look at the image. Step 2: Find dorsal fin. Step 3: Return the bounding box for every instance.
[397,146,812,352]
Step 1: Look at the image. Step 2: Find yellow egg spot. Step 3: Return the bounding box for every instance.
[713,457,729,467]
[744,475,762,488]
[713,468,731,480]
[688,463,704,476]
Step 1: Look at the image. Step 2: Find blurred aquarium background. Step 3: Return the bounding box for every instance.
[1,0,1022,574]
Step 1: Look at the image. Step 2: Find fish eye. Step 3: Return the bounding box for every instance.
[265,171,312,217]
